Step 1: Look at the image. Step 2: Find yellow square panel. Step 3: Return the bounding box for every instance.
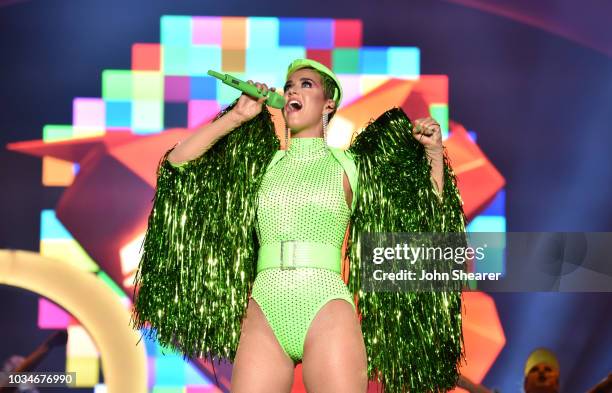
[67,325,100,357]
[66,356,99,387]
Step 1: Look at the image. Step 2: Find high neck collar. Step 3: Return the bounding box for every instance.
[286,137,328,159]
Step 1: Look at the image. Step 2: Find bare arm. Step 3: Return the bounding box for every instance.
[167,81,275,166]
[456,375,494,393]
[426,146,444,200]
[167,110,243,166]
[412,118,445,201]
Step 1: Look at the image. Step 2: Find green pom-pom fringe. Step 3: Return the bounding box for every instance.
[131,104,279,362]
[132,104,467,392]
[347,108,467,392]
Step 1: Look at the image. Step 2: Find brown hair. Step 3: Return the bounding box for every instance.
[291,66,338,120]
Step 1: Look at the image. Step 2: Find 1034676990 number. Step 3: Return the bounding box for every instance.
[0,372,76,387]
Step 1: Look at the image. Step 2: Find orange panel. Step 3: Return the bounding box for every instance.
[339,79,415,129]
[412,75,449,104]
[445,126,506,219]
[42,156,75,186]
[449,292,506,392]
[131,43,161,71]
[400,75,449,120]
[221,17,246,50]
[109,128,192,188]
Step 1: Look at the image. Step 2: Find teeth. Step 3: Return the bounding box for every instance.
[288,100,302,110]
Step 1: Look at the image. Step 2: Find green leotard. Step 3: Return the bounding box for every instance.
[133,107,466,392]
[251,136,356,362]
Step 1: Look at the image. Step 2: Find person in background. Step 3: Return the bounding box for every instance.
[523,348,560,393]
[0,331,66,393]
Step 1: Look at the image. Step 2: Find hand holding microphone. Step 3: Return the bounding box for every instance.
[207,70,286,126]
[232,80,274,125]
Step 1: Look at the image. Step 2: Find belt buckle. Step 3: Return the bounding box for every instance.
[280,240,298,270]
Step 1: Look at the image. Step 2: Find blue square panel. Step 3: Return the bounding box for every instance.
[155,355,186,385]
[164,102,188,128]
[189,45,221,76]
[161,15,192,46]
[40,210,71,239]
[248,17,279,49]
[190,76,216,99]
[387,47,420,76]
[279,18,307,46]
[360,47,388,74]
[106,101,131,127]
[305,19,333,49]
[474,247,505,275]
[467,216,506,232]
[480,190,506,216]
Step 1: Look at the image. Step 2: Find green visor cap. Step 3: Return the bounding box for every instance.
[286,58,343,108]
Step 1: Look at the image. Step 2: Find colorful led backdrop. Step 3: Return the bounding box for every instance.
[7,14,505,393]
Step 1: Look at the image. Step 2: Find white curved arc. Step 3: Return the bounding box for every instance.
[0,249,147,393]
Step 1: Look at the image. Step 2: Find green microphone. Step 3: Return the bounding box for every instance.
[207,70,286,109]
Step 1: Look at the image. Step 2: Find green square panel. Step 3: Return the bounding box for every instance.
[43,125,73,142]
[155,341,182,357]
[151,388,184,393]
[189,45,221,76]
[216,72,245,105]
[429,104,449,139]
[163,46,190,76]
[102,70,132,100]
[332,49,360,74]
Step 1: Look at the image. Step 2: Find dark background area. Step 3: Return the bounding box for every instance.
[1,0,611,391]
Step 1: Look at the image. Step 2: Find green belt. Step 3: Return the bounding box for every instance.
[257,241,342,274]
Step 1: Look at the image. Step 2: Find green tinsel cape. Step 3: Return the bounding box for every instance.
[132,104,466,393]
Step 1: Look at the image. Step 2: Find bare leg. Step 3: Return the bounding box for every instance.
[231,297,295,393]
[302,299,368,393]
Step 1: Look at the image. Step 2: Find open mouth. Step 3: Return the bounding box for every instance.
[286,99,303,113]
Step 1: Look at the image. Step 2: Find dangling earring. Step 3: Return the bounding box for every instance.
[322,112,329,145]
[284,125,289,151]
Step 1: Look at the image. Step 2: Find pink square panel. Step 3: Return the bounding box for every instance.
[193,16,222,45]
[188,100,220,128]
[38,298,71,329]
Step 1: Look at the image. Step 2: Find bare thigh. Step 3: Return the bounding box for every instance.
[302,299,368,393]
[231,297,295,393]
